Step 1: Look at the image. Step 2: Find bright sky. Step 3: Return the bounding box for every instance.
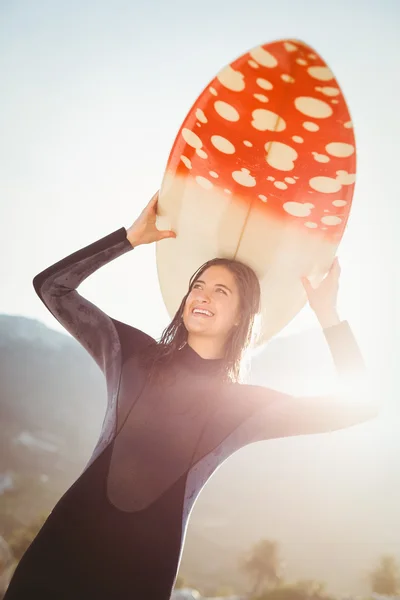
[0,0,398,397]
[1,5,399,587]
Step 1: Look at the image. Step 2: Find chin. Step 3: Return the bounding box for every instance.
[184,321,207,334]
[183,315,211,335]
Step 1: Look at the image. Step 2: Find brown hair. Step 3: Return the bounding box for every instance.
[141,257,261,384]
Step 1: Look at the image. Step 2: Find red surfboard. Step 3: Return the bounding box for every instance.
[156,39,356,343]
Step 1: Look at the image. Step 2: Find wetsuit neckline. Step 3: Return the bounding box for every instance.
[177,342,226,376]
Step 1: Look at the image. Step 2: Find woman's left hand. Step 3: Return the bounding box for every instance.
[301,257,341,327]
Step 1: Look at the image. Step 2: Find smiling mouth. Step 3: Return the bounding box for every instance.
[192,308,214,317]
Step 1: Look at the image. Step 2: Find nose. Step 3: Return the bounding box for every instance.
[196,289,211,303]
[198,293,211,303]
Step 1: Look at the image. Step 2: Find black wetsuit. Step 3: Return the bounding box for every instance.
[4,228,369,599]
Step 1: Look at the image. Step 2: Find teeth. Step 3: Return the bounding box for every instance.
[193,309,213,316]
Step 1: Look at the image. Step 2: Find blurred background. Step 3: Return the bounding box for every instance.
[0,0,398,597]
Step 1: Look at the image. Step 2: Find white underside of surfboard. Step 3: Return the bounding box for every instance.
[156,174,338,344]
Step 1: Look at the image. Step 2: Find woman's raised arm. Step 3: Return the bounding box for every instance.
[251,319,378,440]
[240,259,379,442]
[33,191,176,372]
[33,228,139,372]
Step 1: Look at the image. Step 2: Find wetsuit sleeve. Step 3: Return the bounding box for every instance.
[33,227,148,373]
[251,320,378,439]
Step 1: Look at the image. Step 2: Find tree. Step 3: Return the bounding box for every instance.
[369,554,400,596]
[294,580,328,596]
[257,580,334,600]
[241,539,283,597]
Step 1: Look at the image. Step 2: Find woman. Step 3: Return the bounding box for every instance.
[5,192,377,599]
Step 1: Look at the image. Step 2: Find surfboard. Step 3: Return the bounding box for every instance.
[156,39,356,344]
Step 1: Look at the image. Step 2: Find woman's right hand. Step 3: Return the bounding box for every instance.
[126,191,176,247]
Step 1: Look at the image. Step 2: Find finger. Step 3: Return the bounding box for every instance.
[157,230,176,241]
[150,190,159,203]
[331,259,341,281]
[145,191,159,212]
[301,276,313,293]
[324,260,339,282]
[328,259,336,274]
[331,256,341,273]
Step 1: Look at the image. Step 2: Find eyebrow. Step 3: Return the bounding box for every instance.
[195,279,233,294]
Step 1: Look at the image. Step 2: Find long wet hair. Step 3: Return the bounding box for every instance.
[141,257,261,384]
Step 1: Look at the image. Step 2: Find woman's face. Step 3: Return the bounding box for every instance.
[183,265,241,343]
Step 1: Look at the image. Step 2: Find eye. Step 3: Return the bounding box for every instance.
[192,283,202,289]
[216,288,227,295]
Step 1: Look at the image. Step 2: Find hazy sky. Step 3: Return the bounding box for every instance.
[0,0,398,383]
[1,3,399,590]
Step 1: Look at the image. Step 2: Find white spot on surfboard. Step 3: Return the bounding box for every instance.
[303,121,319,132]
[312,152,330,163]
[284,42,298,52]
[336,170,356,185]
[307,66,334,81]
[326,142,355,158]
[195,109,208,123]
[232,168,256,187]
[253,93,269,102]
[309,176,342,193]
[195,176,213,190]
[216,66,245,92]
[274,181,288,190]
[249,46,278,68]
[211,135,235,154]
[281,74,295,83]
[180,156,192,169]
[321,215,342,226]
[214,101,240,122]
[252,109,286,132]
[295,97,333,119]
[315,86,340,97]
[196,149,208,159]
[283,202,314,217]
[182,128,202,149]
[292,136,304,143]
[256,78,273,90]
[265,141,298,171]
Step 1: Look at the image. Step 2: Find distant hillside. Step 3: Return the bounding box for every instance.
[0,314,398,596]
[0,315,106,534]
